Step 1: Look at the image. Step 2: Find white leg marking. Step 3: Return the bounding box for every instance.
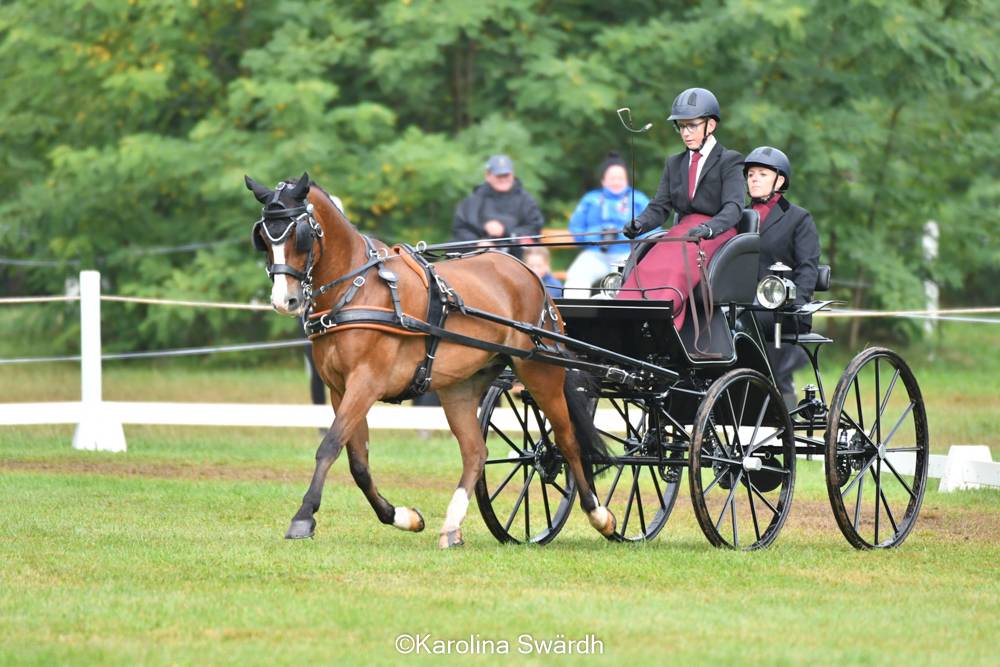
[393,507,414,530]
[442,488,469,532]
[587,494,610,531]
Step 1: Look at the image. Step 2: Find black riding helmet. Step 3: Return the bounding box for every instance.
[667,87,721,122]
[743,146,791,192]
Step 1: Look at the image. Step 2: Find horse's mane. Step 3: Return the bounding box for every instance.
[282,176,354,228]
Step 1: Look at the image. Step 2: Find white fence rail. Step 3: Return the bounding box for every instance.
[1,271,997,493]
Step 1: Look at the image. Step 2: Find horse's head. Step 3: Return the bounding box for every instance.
[245,171,322,316]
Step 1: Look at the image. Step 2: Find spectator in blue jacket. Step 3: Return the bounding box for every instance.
[563,152,650,297]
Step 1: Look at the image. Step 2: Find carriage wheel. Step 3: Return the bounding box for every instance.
[689,369,796,550]
[589,397,683,542]
[825,347,929,549]
[474,382,577,545]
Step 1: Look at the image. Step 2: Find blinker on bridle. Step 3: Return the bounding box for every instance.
[251,181,324,283]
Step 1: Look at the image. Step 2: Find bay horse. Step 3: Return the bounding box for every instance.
[245,172,617,548]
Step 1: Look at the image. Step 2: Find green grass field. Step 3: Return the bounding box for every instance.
[1,321,998,665]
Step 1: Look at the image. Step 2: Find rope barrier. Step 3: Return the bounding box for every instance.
[0,339,308,365]
[0,295,80,304]
[100,295,271,311]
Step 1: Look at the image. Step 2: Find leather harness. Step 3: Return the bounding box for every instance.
[303,238,566,403]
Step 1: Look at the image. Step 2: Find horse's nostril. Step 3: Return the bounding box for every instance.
[287,297,299,311]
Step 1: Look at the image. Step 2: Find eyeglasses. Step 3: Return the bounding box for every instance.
[674,120,706,135]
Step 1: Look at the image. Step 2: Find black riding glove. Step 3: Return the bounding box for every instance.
[622,220,643,239]
[689,224,713,240]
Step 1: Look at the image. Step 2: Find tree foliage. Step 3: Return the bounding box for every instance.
[1,0,996,349]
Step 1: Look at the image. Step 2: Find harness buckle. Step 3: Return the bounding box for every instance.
[352,276,366,288]
[415,240,427,253]
[435,274,453,297]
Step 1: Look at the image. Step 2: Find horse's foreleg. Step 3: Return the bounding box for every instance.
[436,376,497,549]
[344,430,426,534]
[286,387,384,539]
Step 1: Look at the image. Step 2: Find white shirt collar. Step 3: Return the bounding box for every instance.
[693,133,717,159]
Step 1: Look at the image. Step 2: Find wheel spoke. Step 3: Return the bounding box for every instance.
[746,482,761,543]
[748,478,780,517]
[852,467,865,530]
[648,466,667,510]
[757,464,792,476]
[853,375,865,433]
[873,357,882,446]
[503,392,529,432]
[703,468,726,496]
[620,467,639,536]
[867,367,900,445]
[595,429,632,447]
[874,457,882,543]
[881,456,918,501]
[702,454,743,466]
[488,424,526,457]
[881,401,916,449]
[490,462,525,503]
[715,471,740,532]
[549,477,570,499]
[485,456,531,465]
[736,379,750,432]
[731,478,740,548]
[503,466,535,533]
[748,392,771,458]
[841,454,876,499]
[540,475,553,531]
[873,469,900,535]
[524,466,531,541]
[724,387,743,454]
[603,464,626,507]
[635,468,648,536]
[745,427,787,455]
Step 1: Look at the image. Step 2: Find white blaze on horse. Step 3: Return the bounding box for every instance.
[246,172,617,548]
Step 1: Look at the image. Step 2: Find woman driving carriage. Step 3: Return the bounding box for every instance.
[617,87,744,330]
[745,145,821,406]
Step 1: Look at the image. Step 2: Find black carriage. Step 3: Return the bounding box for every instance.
[475,211,930,550]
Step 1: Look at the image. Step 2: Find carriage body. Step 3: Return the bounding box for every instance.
[475,213,930,550]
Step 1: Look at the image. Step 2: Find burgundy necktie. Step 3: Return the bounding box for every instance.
[688,151,702,200]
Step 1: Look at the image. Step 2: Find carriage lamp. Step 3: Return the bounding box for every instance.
[756,262,796,309]
[755,275,796,310]
[598,271,623,298]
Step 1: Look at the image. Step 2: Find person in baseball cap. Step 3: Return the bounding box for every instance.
[451,153,544,258]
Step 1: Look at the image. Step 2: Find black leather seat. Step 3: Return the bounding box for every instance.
[705,209,760,304]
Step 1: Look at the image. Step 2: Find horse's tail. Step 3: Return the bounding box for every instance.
[563,369,609,473]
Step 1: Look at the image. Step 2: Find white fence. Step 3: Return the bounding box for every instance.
[1,271,997,493]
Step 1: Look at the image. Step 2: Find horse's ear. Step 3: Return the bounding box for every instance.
[288,171,310,200]
[245,175,272,203]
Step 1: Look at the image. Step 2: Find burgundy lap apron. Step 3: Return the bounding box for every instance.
[617,214,737,330]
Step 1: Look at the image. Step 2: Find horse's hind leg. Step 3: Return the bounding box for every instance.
[512,360,617,537]
[434,371,500,549]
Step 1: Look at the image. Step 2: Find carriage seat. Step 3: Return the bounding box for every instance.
[675,209,760,362]
[815,264,831,292]
[704,208,760,304]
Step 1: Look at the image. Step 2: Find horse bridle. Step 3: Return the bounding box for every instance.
[251,182,324,285]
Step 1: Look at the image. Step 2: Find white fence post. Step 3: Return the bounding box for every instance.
[71,270,126,452]
[923,221,939,336]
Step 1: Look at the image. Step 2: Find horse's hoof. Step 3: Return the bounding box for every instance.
[438,529,464,549]
[393,507,425,532]
[285,518,316,540]
[411,508,426,533]
[588,507,617,537]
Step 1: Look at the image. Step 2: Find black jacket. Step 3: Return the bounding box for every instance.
[632,142,745,238]
[757,196,820,306]
[451,179,544,242]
